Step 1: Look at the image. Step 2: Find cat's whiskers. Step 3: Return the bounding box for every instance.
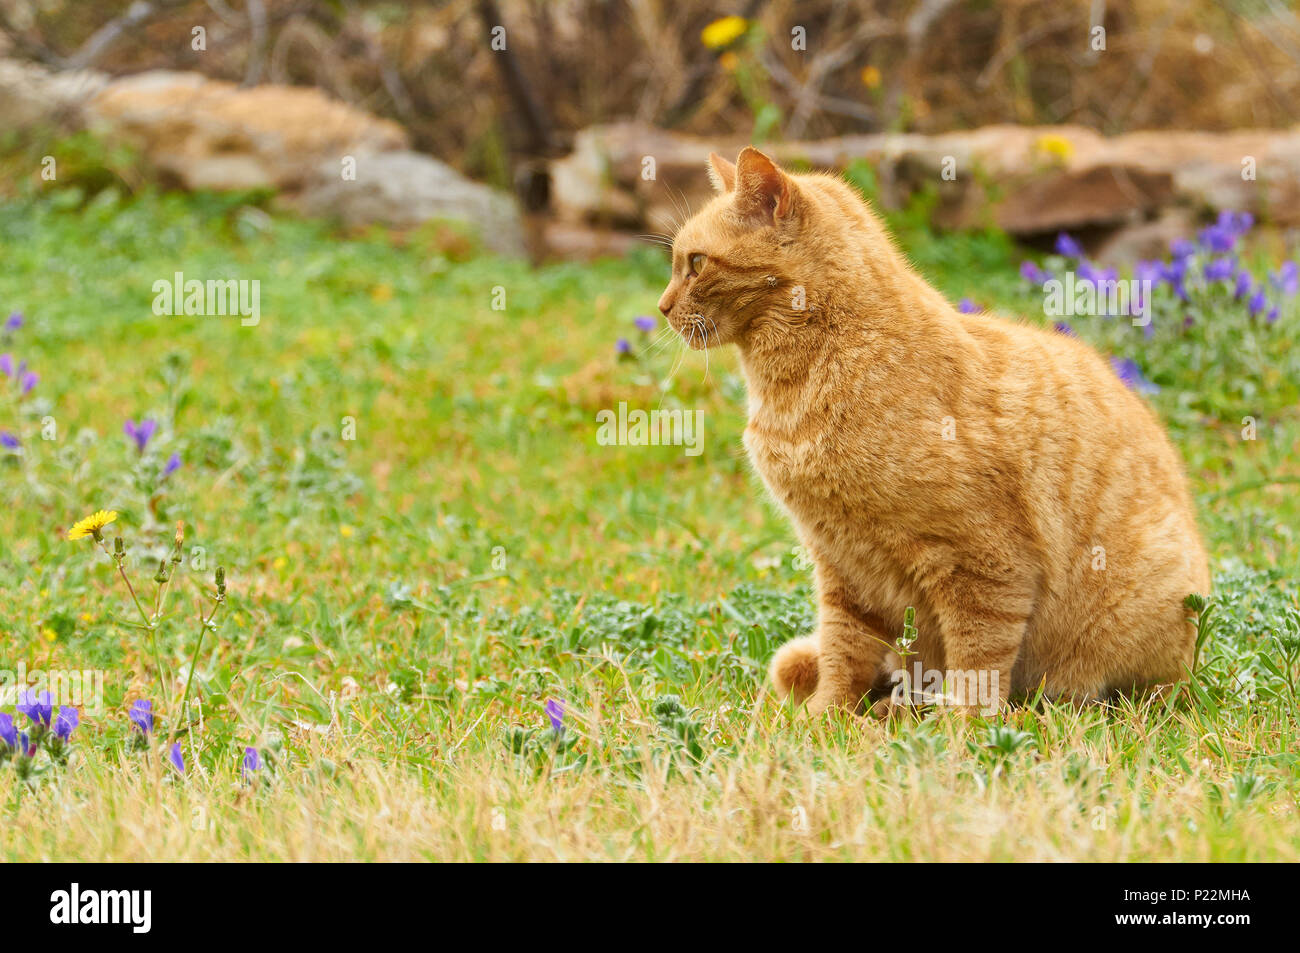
[651,324,681,354]
[668,185,695,227]
[649,210,681,239]
[636,233,674,250]
[680,312,710,382]
[658,335,689,411]
[702,315,721,384]
[642,326,677,357]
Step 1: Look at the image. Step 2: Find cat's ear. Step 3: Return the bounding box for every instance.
[707,152,737,193]
[734,146,793,226]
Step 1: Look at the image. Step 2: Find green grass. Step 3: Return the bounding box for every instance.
[0,185,1297,860]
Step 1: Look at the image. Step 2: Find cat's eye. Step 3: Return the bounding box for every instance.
[687,253,706,277]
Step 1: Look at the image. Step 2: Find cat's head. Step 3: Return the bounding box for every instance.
[657,146,832,350]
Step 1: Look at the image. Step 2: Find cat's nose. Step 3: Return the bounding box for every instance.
[657,289,675,315]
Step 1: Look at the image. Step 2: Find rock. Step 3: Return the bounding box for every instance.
[1093,209,1197,266]
[296,150,526,256]
[547,120,1300,243]
[0,57,106,132]
[1104,129,1300,226]
[994,165,1176,235]
[541,221,646,261]
[77,67,524,254]
[550,122,722,228]
[84,69,409,192]
[548,126,629,224]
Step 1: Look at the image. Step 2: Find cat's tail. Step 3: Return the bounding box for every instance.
[769,636,819,704]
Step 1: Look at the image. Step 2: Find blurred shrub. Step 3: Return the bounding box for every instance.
[4,0,1300,183]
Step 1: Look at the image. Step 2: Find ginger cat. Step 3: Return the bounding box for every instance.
[657,147,1210,715]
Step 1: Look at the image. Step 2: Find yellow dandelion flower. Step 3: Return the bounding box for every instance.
[1036,133,1075,162]
[67,509,118,541]
[719,51,740,72]
[860,65,882,89]
[701,15,747,50]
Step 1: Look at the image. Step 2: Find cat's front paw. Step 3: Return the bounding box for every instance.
[866,696,906,720]
[804,685,859,719]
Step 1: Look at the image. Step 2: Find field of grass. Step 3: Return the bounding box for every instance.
[1,183,1298,861]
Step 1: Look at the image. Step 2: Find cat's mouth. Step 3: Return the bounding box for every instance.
[671,312,717,350]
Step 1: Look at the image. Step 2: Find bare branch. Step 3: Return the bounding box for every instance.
[66,0,187,71]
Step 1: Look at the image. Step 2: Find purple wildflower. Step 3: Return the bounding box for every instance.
[0,713,16,750]
[129,699,154,737]
[242,746,262,780]
[1248,288,1268,318]
[1133,262,1160,310]
[17,689,52,728]
[1217,210,1254,235]
[0,354,11,376]
[1019,260,1048,284]
[615,337,632,356]
[163,452,182,477]
[1233,270,1253,301]
[54,707,79,741]
[1203,257,1235,282]
[168,742,184,773]
[633,314,656,333]
[1077,262,1117,285]
[19,732,34,758]
[1267,306,1279,324]
[19,371,37,395]
[124,418,157,453]
[1170,239,1197,260]
[1054,233,1084,258]
[1271,261,1298,296]
[1135,260,1162,284]
[957,298,980,314]
[1111,356,1160,395]
[4,312,21,332]
[1159,258,1189,301]
[1198,224,1236,254]
[544,698,565,733]
[0,432,17,450]
[1053,322,1075,336]
[1160,257,1188,285]
[1077,263,1118,312]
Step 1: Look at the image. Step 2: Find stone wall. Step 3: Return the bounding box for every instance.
[549,121,1300,262]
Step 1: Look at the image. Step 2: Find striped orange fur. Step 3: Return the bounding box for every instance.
[658,147,1210,715]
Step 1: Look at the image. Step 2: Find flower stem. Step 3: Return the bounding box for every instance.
[99,538,171,706]
[169,594,222,747]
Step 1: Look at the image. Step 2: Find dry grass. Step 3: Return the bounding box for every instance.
[5,693,1296,862]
